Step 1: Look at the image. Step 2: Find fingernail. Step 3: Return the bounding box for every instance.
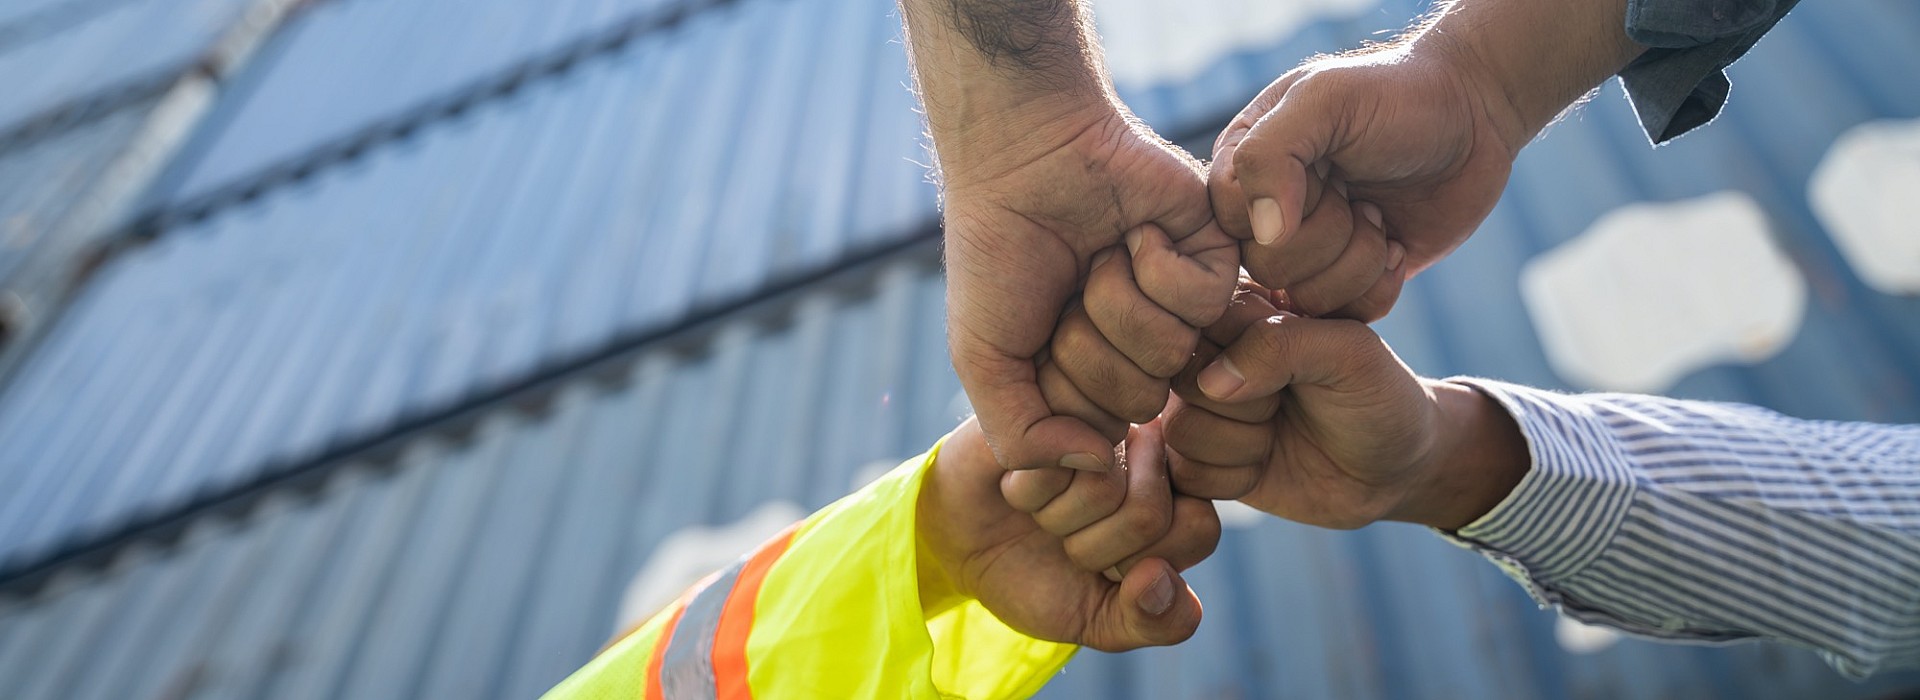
[1358,201,1384,230]
[1385,240,1406,271]
[1332,178,1349,199]
[1060,452,1106,472]
[1125,228,1143,256]
[1092,248,1116,270]
[1197,357,1245,400]
[1250,198,1283,246]
[1103,566,1123,583]
[1313,160,1330,180]
[1140,572,1175,615]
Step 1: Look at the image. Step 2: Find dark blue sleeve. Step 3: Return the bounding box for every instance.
[1617,0,1801,144]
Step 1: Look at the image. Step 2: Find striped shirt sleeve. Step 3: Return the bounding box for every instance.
[1435,378,1920,678]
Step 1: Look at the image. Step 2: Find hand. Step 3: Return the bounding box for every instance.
[1209,0,1647,318]
[998,232,1241,518]
[1161,280,1529,531]
[1211,37,1524,298]
[943,109,1237,473]
[918,418,1221,651]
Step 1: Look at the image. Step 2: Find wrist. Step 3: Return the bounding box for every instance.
[1397,379,1530,530]
[899,0,1125,187]
[914,420,993,617]
[929,94,1129,190]
[1411,0,1644,150]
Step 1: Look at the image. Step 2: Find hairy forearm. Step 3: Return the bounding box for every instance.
[1410,0,1647,150]
[898,0,1120,185]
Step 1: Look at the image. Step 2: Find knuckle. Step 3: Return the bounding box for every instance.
[1064,538,1110,573]
[1160,404,1206,450]
[1068,475,1125,518]
[1052,316,1102,360]
[1245,317,1292,365]
[1171,460,1257,501]
[1230,139,1277,183]
[1139,330,1197,379]
[1003,470,1067,512]
[1110,380,1170,424]
[1224,469,1260,500]
[1121,497,1173,539]
[1285,284,1336,317]
[1170,498,1223,564]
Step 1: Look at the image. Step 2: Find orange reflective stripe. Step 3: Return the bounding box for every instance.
[644,603,688,700]
[712,522,800,700]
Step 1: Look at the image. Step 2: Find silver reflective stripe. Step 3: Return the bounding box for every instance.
[658,557,747,699]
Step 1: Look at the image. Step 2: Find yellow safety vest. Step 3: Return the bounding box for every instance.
[542,440,1078,699]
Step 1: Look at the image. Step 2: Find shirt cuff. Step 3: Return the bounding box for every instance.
[1616,0,1800,143]
[1431,379,1641,601]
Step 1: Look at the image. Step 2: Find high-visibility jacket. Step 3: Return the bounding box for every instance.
[542,439,1079,699]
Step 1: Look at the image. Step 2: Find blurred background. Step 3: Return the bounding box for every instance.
[0,0,1916,697]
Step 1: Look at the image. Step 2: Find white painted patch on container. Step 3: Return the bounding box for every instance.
[1809,119,1920,296]
[1092,0,1379,86]
[614,500,808,633]
[1521,191,1806,393]
[1555,616,1622,654]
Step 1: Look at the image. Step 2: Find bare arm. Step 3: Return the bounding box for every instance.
[898,0,1238,475]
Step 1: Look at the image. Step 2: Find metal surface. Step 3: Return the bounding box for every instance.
[0,0,256,145]
[1,258,1917,700]
[0,0,1915,695]
[0,0,937,576]
[0,98,153,287]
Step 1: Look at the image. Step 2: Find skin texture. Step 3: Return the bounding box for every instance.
[1052,250,1529,531]
[899,0,1238,474]
[916,418,1222,652]
[906,0,1643,543]
[1169,281,1529,531]
[1212,0,1647,315]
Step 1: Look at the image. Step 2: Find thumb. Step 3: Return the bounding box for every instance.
[1193,314,1374,404]
[1229,75,1341,248]
[1083,557,1203,652]
[958,348,1117,472]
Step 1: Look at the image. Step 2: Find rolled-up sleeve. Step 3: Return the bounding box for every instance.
[1618,0,1801,143]
[1435,379,1920,679]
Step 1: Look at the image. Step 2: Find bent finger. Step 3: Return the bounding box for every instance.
[1063,423,1175,573]
[1053,304,1171,424]
[1281,200,1390,317]
[1128,223,1239,328]
[1037,357,1129,444]
[1166,447,1263,502]
[1241,176,1352,292]
[1083,246,1201,379]
[1000,467,1075,514]
[1032,466,1128,537]
[1328,244,1408,322]
[1115,495,1221,574]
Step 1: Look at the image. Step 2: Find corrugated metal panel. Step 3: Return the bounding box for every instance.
[11,0,1915,576]
[0,0,255,137]
[158,0,703,200]
[0,96,153,286]
[0,0,1914,695]
[0,0,938,572]
[0,259,1915,699]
